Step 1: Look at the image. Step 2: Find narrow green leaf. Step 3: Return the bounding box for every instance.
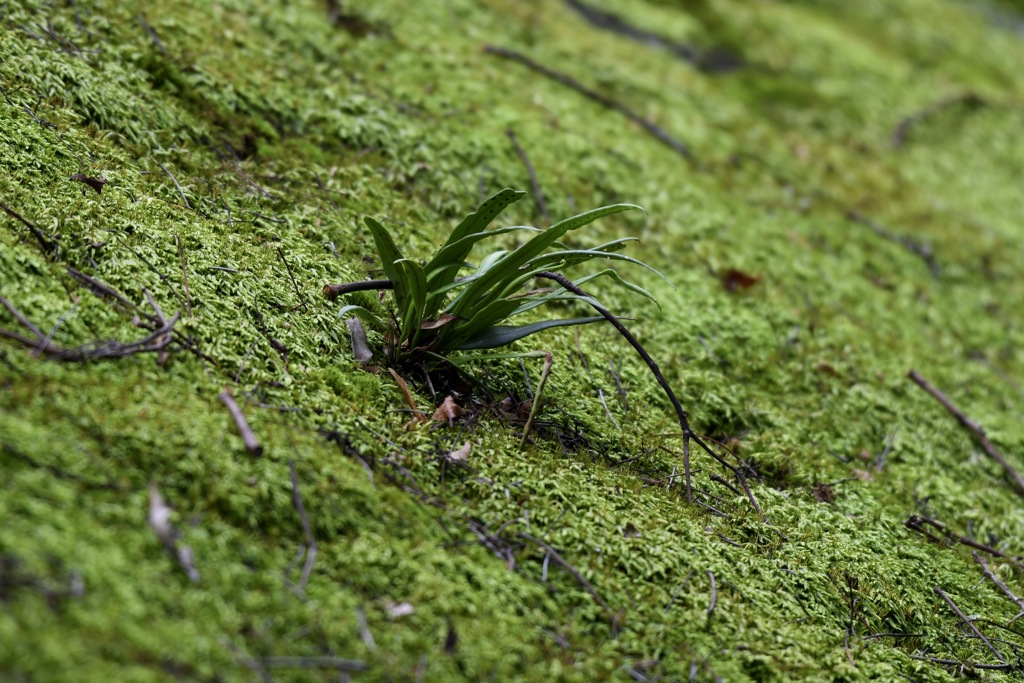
[443,188,526,246]
[450,203,643,318]
[395,259,427,348]
[456,317,606,350]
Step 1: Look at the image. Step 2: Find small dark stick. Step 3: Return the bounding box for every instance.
[933,586,1006,663]
[506,129,549,223]
[219,389,263,455]
[706,570,717,617]
[156,161,191,210]
[323,279,394,300]
[484,45,692,161]
[535,271,764,519]
[908,369,1024,495]
[288,460,318,592]
[276,246,307,311]
[972,552,1024,625]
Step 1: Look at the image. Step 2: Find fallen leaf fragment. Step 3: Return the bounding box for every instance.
[720,268,761,292]
[71,173,107,194]
[432,395,465,425]
[347,317,373,365]
[448,441,472,462]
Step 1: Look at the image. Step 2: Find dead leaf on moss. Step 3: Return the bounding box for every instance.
[449,441,472,462]
[432,395,464,425]
[852,468,874,482]
[721,268,761,292]
[71,173,107,194]
[420,313,459,330]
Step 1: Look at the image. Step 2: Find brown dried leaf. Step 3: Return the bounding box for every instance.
[388,368,427,423]
[432,395,465,424]
[71,173,107,194]
[448,441,472,462]
[721,268,761,292]
[420,313,459,330]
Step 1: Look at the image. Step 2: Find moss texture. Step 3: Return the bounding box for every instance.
[2,0,1024,680]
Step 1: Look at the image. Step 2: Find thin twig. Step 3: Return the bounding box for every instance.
[323,279,394,300]
[175,235,192,317]
[506,129,549,223]
[909,369,1024,495]
[276,246,307,311]
[520,353,553,447]
[535,271,763,518]
[933,586,1006,663]
[516,531,616,618]
[219,389,264,455]
[484,45,692,161]
[706,570,717,617]
[288,460,318,592]
[388,368,427,423]
[906,654,1014,671]
[156,161,191,210]
[0,200,58,255]
[875,427,898,473]
[892,93,986,148]
[847,212,939,278]
[973,552,1024,624]
[905,515,1024,571]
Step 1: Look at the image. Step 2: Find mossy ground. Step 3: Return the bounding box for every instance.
[2,0,1024,680]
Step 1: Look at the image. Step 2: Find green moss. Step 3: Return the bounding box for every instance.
[2,0,1024,680]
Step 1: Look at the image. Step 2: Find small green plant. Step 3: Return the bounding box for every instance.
[335,188,667,363]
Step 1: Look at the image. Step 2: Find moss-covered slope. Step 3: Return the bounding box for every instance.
[2,0,1024,680]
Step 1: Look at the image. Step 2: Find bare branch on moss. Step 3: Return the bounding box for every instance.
[0,199,59,256]
[847,212,939,278]
[483,45,693,161]
[276,246,308,311]
[706,570,717,617]
[323,279,394,300]
[0,293,180,362]
[517,531,618,622]
[908,369,1024,495]
[288,460,318,593]
[218,389,264,456]
[934,586,1007,663]
[905,515,1024,572]
[156,161,191,210]
[506,129,549,223]
[892,92,986,148]
[973,553,1024,625]
[148,483,200,583]
[534,271,764,519]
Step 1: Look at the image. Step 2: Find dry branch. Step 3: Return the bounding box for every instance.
[484,45,692,161]
[218,389,264,455]
[908,369,1024,495]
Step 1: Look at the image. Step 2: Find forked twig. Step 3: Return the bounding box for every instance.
[909,369,1024,495]
[933,586,1006,663]
[973,552,1024,625]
